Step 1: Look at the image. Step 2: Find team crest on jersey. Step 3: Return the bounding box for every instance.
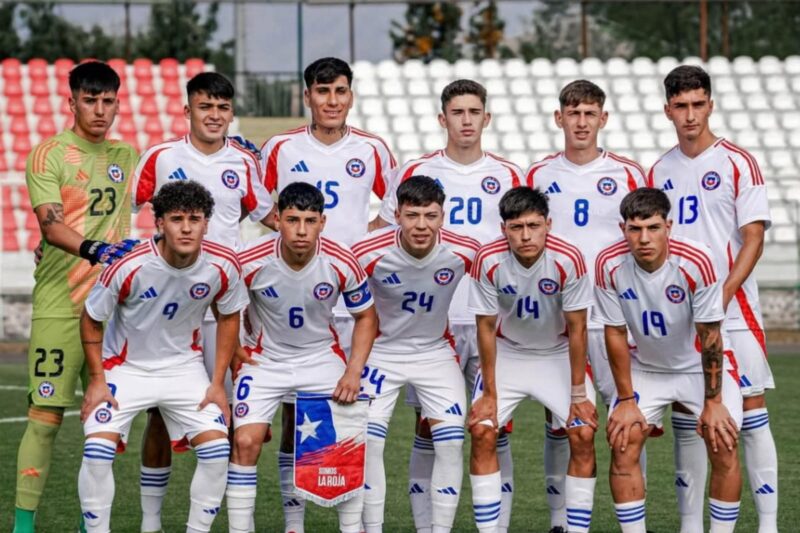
[481,176,501,195]
[597,177,618,196]
[95,408,112,423]
[701,171,721,191]
[37,381,55,398]
[434,268,455,285]
[107,164,125,183]
[313,282,335,301]
[665,284,686,303]
[538,278,560,295]
[346,158,366,178]
[189,282,211,300]
[234,402,249,418]
[221,169,240,189]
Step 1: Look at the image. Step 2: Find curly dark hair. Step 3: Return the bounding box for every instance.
[152,181,215,220]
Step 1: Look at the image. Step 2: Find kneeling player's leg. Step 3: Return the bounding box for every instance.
[228,423,270,533]
[406,385,434,533]
[470,422,500,532]
[565,425,596,533]
[671,402,706,533]
[187,430,230,533]
[543,411,569,530]
[279,401,305,532]
[79,432,122,533]
[609,424,648,533]
[140,408,173,533]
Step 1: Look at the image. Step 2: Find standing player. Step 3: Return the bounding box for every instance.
[13,61,139,533]
[78,181,246,533]
[260,57,395,531]
[595,188,743,533]
[353,176,480,533]
[648,65,777,533]
[372,79,524,532]
[130,71,273,533]
[225,182,378,533]
[468,187,597,533]
[524,80,647,531]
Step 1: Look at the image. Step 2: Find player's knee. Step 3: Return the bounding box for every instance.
[28,405,64,426]
[233,430,262,463]
[708,443,740,474]
[470,424,497,456]
[743,394,766,410]
[567,427,595,463]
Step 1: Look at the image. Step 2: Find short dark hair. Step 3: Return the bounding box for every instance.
[619,188,671,221]
[499,187,549,221]
[441,79,487,111]
[664,65,712,101]
[152,181,215,220]
[278,182,325,214]
[303,57,353,88]
[69,61,120,95]
[396,176,445,208]
[559,79,605,108]
[187,72,235,100]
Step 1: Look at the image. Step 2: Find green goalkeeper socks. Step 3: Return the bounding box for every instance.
[13,508,35,533]
[15,409,62,511]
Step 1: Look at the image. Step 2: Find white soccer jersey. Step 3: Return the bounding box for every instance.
[84,238,248,373]
[238,234,373,363]
[352,226,480,358]
[131,136,273,249]
[594,236,725,373]
[468,234,592,357]
[526,150,646,328]
[260,126,396,246]
[378,150,525,324]
[647,138,771,332]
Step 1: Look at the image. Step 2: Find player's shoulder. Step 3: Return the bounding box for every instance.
[27,136,65,173]
[440,228,481,256]
[484,151,524,177]
[524,152,562,185]
[139,136,184,161]
[227,138,261,168]
[260,125,308,153]
[98,239,157,286]
[396,150,443,178]
[105,138,140,158]
[715,138,765,183]
[239,233,280,265]
[604,150,644,173]
[545,233,588,276]
[320,236,364,275]
[349,126,394,153]
[474,236,511,271]
[201,239,241,272]
[667,236,717,284]
[595,238,631,273]
[351,226,399,259]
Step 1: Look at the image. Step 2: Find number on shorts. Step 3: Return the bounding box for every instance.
[106,382,117,408]
[360,365,386,395]
[162,302,179,320]
[236,375,253,401]
[33,348,65,377]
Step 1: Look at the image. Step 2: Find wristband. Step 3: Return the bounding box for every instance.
[616,395,636,403]
[79,239,107,265]
[570,384,587,403]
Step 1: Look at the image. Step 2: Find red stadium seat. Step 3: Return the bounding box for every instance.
[163,79,182,98]
[136,204,156,235]
[6,96,26,116]
[12,134,31,155]
[136,78,155,97]
[25,209,38,231]
[54,58,75,79]
[33,96,53,116]
[120,131,139,151]
[30,78,50,97]
[58,96,72,117]
[133,58,153,80]
[185,58,205,79]
[27,58,49,80]
[159,58,180,80]
[10,117,30,136]
[1,185,13,208]
[139,96,159,116]
[144,117,164,146]
[3,79,23,97]
[0,153,8,173]
[26,229,40,251]
[170,116,189,137]
[56,80,72,98]
[117,80,130,99]
[18,185,32,210]
[107,58,127,80]
[1,58,22,80]
[116,115,137,135]
[2,228,20,251]
[118,96,133,116]
[166,97,184,117]
[36,116,57,138]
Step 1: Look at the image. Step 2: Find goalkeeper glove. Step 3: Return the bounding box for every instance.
[80,238,139,265]
[229,135,261,157]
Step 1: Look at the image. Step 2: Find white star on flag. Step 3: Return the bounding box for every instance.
[297,412,322,443]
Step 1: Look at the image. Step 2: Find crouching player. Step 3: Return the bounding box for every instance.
[468,187,597,533]
[226,182,378,533]
[595,188,742,533]
[77,181,247,532]
[353,176,480,532]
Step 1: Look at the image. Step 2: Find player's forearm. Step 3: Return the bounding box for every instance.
[368,215,391,232]
[605,325,634,397]
[697,322,724,402]
[80,310,106,381]
[347,308,378,375]
[565,309,589,387]
[34,204,85,256]
[476,315,498,397]
[213,312,240,385]
[723,221,765,309]
[260,205,278,230]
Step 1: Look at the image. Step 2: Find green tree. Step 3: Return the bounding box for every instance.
[517,2,579,61]
[467,1,511,60]
[18,4,93,61]
[0,3,21,59]
[390,2,463,63]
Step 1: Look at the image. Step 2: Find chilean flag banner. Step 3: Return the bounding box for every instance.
[294,392,369,506]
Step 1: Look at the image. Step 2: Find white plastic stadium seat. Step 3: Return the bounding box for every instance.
[774,226,797,244]
[376,60,401,80]
[736,131,760,149]
[360,98,383,116]
[386,98,410,116]
[580,57,605,77]
[526,132,552,151]
[504,59,529,79]
[482,132,499,151]
[657,131,677,148]
[781,112,800,130]
[514,96,537,115]
[479,59,503,79]
[495,115,519,133]
[714,76,737,94]
[764,77,789,94]
[355,79,379,97]
[381,80,404,97]
[682,56,704,67]
[768,150,794,170]
[732,56,757,76]
[738,76,762,94]
[631,57,655,77]
[745,94,770,111]
[771,93,795,111]
[642,95,664,113]
[728,112,753,131]
[638,150,660,169]
[490,96,512,115]
[784,55,800,75]
[758,55,782,76]
[611,78,635,96]
[501,133,525,152]
[535,79,559,97]
[353,61,376,81]
[428,59,453,78]
[365,116,389,134]
[754,112,778,131]
[392,116,415,134]
[402,60,427,80]
[605,131,630,151]
[418,116,440,133]
[632,132,656,150]
[407,80,431,97]
[606,58,630,77]
[707,56,732,76]
[719,94,745,111]
[650,114,672,132]
[412,97,436,116]
[555,58,579,78]
[656,57,679,76]
[423,133,444,151]
[603,113,623,132]
[520,115,546,133]
[762,132,787,149]
[636,78,660,96]
[485,79,507,96]
[509,79,532,96]
[789,131,800,149]
[397,133,421,153]
[453,59,478,79]
[616,95,641,114]
[530,58,555,78]
[624,114,648,132]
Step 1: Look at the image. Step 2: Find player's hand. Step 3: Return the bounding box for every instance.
[81,379,118,423]
[229,135,261,157]
[468,395,498,430]
[568,400,598,430]
[199,383,231,427]
[332,369,361,404]
[606,400,647,452]
[33,242,43,265]
[98,239,139,265]
[698,399,739,453]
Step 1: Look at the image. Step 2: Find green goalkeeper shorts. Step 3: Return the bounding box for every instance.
[27,318,87,408]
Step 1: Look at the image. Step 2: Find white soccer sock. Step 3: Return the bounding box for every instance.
[140,465,170,533]
[279,451,305,533]
[430,424,464,530]
[226,463,258,533]
[614,499,646,533]
[672,412,706,533]
[741,408,779,533]
[408,435,435,532]
[470,471,501,532]
[79,438,117,533]
[336,491,364,533]
[496,433,513,532]
[709,498,739,533]
[565,475,595,533]
[363,422,388,532]
[543,424,568,529]
[186,439,229,533]
[640,445,648,487]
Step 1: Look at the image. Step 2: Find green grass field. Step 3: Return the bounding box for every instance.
[1,355,798,532]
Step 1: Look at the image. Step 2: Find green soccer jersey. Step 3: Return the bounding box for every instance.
[26,130,138,319]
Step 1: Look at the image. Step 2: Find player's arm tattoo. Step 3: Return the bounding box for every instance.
[698,322,723,399]
[39,203,64,228]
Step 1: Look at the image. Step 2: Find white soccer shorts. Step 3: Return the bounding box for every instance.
[588,328,616,406]
[729,329,775,397]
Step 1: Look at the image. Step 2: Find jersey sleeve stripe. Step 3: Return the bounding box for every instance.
[351,230,397,257]
[440,229,481,251]
[524,153,559,188]
[364,254,384,277]
[553,259,567,287]
[668,240,716,285]
[118,265,142,303]
[99,245,151,286]
[678,266,698,293]
[371,146,387,199]
[471,239,509,278]
[31,139,60,174]
[350,128,397,167]
[202,242,242,275]
[240,157,259,213]
[211,263,230,301]
[608,152,646,179]
[720,140,764,185]
[608,263,623,291]
[230,142,262,172]
[321,240,366,280]
[546,235,587,275]
[239,240,276,265]
[264,138,291,192]
[594,241,629,288]
[134,146,170,206]
[486,152,522,187]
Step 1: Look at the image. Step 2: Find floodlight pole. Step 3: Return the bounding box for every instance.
[235,0,247,102]
[699,0,708,61]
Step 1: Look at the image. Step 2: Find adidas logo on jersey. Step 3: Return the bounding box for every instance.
[381,273,401,285]
[662,179,674,191]
[260,286,279,298]
[291,160,310,173]
[675,477,689,488]
[409,483,425,494]
[168,167,188,181]
[445,403,463,416]
[436,487,458,495]
[546,182,562,194]
[500,285,517,295]
[139,287,158,299]
[755,483,775,495]
[620,288,638,300]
